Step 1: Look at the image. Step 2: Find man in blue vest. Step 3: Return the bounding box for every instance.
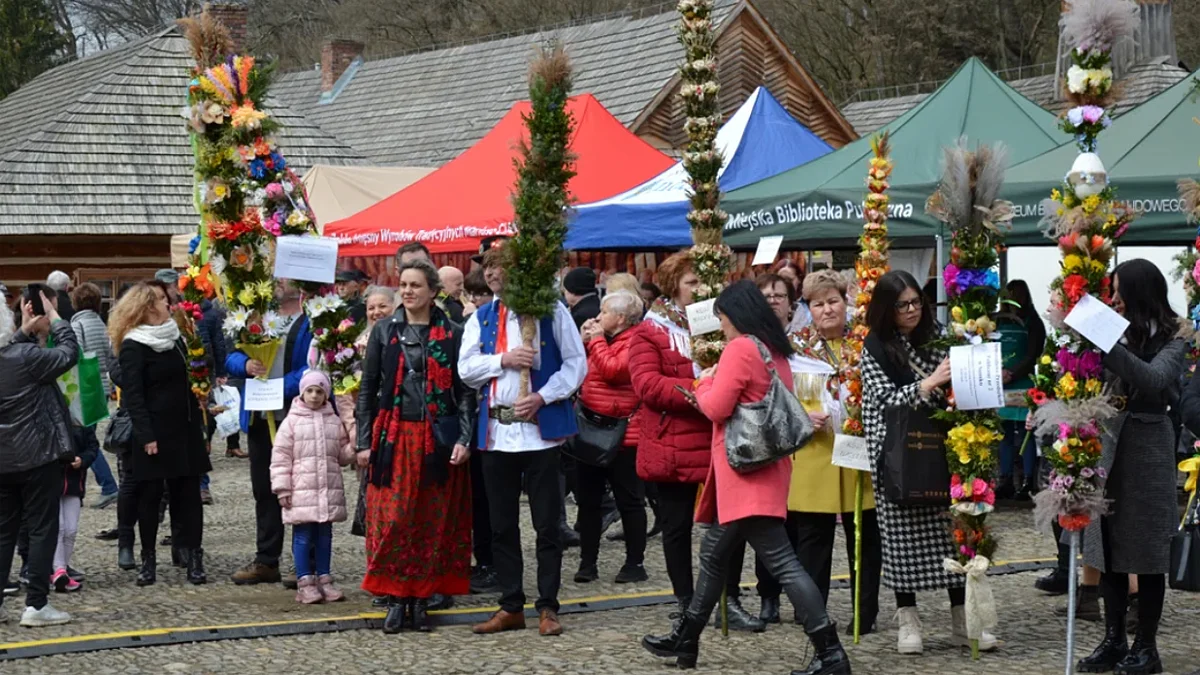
[458,244,586,637]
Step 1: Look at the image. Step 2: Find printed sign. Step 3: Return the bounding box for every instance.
[949,342,1004,411]
[243,377,284,411]
[831,434,871,472]
[686,298,722,336]
[274,235,339,284]
[1064,293,1130,353]
[751,235,784,266]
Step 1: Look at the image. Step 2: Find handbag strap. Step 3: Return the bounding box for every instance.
[745,335,783,384]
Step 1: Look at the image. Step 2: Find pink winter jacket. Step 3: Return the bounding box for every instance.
[270,397,356,525]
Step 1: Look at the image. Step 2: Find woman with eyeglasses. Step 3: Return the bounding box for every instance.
[861,270,997,655]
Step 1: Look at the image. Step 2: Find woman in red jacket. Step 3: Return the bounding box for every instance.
[574,291,649,585]
[628,252,762,631]
[641,281,849,675]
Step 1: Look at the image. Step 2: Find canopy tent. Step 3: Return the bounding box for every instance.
[1000,66,1200,245]
[301,165,434,232]
[720,58,1064,248]
[564,86,833,249]
[326,94,674,256]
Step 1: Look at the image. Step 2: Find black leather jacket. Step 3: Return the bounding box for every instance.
[354,308,476,451]
[0,320,78,473]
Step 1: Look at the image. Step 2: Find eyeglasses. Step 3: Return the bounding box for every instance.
[762,293,789,302]
[894,298,923,312]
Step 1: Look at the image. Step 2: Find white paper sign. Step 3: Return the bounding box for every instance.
[831,434,871,471]
[752,235,784,266]
[1064,293,1130,353]
[243,377,285,411]
[949,342,1005,411]
[686,298,722,336]
[274,235,339,284]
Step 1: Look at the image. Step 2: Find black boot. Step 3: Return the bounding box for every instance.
[1057,585,1102,622]
[383,598,407,634]
[118,546,136,571]
[187,548,207,585]
[136,550,156,587]
[791,622,851,675]
[642,612,704,669]
[1078,621,1129,672]
[1114,633,1162,674]
[1035,568,1070,595]
[1013,475,1037,501]
[413,598,432,632]
[172,546,189,568]
[758,596,781,624]
[717,596,766,633]
[1125,594,1140,635]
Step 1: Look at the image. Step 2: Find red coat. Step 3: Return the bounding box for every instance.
[694,336,794,525]
[627,320,712,484]
[579,328,640,448]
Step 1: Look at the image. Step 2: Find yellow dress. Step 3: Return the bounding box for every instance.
[787,338,875,514]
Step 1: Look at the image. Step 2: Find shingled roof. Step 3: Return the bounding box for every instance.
[0,26,364,236]
[841,60,1189,136]
[273,0,742,167]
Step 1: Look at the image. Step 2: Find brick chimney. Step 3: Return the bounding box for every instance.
[206,1,248,54]
[321,39,365,93]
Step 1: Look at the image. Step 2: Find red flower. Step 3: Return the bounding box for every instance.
[1062,274,1089,303]
[1028,388,1049,406]
[1058,513,1091,531]
[428,326,448,341]
[249,323,263,335]
[429,361,453,390]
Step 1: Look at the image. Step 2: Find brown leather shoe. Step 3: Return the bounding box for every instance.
[538,609,563,636]
[226,447,248,458]
[230,562,281,585]
[472,609,527,634]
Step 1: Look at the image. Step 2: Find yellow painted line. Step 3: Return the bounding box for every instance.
[0,557,1056,652]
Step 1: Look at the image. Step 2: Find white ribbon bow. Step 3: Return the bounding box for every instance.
[943,555,998,640]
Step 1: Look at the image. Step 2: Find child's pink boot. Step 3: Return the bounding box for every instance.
[296,575,323,604]
[317,574,345,602]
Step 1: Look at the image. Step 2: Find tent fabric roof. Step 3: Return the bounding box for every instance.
[1001,66,1200,245]
[326,93,674,256]
[722,58,1064,247]
[0,27,364,236]
[274,0,739,167]
[301,164,434,231]
[564,86,832,249]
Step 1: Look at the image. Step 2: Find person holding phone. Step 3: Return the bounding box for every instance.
[0,289,78,626]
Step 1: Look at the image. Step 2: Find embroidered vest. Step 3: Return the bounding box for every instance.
[474,300,578,449]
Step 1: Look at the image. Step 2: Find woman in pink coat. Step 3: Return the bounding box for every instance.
[641,281,850,675]
[271,370,355,604]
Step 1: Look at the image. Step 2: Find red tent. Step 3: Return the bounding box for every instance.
[326,94,675,256]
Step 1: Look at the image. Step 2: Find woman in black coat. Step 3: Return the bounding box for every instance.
[109,282,210,587]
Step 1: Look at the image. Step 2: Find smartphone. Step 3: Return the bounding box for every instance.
[23,283,49,316]
[674,384,699,407]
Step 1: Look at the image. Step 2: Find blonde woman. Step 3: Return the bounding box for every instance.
[110,282,210,587]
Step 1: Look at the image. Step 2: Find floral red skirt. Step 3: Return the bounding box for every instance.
[362,420,472,598]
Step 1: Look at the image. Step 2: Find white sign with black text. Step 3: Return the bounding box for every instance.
[274,235,339,284]
[751,235,784,266]
[831,434,871,472]
[686,298,722,336]
[1064,293,1129,353]
[949,342,1005,411]
[243,377,285,411]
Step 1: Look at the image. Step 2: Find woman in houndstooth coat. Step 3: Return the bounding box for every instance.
[860,271,997,655]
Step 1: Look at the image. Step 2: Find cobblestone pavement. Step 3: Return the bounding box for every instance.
[2,439,1199,674]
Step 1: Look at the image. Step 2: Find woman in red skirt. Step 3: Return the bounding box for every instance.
[355,258,476,633]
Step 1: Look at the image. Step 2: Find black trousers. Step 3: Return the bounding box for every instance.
[248,418,284,567]
[689,517,831,634]
[1101,571,1165,639]
[469,450,492,568]
[655,481,744,603]
[482,448,563,613]
[756,509,882,628]
[576,449,646,567]
[136,475,202,553]
[0,462,62,610]
[117,449,139,548]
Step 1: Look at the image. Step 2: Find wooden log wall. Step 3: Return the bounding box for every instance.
[0,235,172,292]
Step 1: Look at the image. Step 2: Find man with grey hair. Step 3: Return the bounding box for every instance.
[45,271,75,321]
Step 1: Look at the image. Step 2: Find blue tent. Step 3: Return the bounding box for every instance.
[565,86,834,250]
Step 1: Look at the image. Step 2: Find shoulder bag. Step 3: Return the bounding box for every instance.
[725,336,814,474]
[563,403,634,468]
[103,407,134,454]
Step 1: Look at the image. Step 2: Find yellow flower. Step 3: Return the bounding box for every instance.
[1040,354,1052,365]
[1082,194,1101,214]
[237,287,257,307]
[951,306,964,322]
[1085,378,1102,396]
[255,280,274,299]
[1089,259,1106,274]
[1063,254,1083,272]
[1055,372,1078,400]
[1050,188,1061,202]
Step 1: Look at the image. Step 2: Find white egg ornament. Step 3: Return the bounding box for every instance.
[1067,152,1108,199]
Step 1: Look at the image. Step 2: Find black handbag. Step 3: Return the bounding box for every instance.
[103,407,134,454]
[1170,497,1200,592]
[563,404,630,468]
[881,405,951,506]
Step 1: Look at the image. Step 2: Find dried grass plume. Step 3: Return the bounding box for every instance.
[178,9,234,68]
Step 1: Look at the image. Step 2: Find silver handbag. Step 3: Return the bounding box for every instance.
[724,336,815,473]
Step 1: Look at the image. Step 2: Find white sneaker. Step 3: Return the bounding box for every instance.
[20,603,71,627]
[894,606,923,654]
[950,605,998,651]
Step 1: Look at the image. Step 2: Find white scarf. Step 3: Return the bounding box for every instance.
[125,320,181,352]
[644,310,701,378]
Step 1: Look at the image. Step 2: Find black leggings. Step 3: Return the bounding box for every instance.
[136,476,203,554]
[895,587,965,608]
[1101,572,1165,639]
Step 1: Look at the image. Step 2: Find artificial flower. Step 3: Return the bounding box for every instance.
[1063,254,1083,272]
[1055,372,1079,400]
[231,104,268,130]
[229,245,254,271]
[237,287,257,307]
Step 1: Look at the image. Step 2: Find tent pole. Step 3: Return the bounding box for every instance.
[935,232,947,325]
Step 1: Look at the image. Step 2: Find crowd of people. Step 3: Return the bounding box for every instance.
[0,243,1192,675]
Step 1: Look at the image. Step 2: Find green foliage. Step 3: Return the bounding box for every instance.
[502,43,575,319]
[0,0,68,99]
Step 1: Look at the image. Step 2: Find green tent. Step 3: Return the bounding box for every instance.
[722,58,1065,248]
[1001,68,1200,245]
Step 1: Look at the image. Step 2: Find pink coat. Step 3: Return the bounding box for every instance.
[694,335,794,526]
[270,398,356,525]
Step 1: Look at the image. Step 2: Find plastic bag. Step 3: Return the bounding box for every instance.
[212,385,242,438]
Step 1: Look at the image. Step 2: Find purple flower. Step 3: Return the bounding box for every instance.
[1096,467,1108,479]
[1080,105,1105,124]
[1063,475,1075,488]
[1067,107,1084,127]
[1081,467,1095,479]
[943,264,960,296]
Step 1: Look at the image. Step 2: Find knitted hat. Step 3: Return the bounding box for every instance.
[299,370,331,396]
[563,267,597,296]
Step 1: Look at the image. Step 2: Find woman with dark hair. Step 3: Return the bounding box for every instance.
[861,270,995,655]
[995,279,1046,500]
[1075,259,1183,675]
[642,281,849,675]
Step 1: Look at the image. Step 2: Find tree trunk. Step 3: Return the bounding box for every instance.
[519,315,538,399]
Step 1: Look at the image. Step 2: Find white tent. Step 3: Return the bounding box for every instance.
[301,164,435,232]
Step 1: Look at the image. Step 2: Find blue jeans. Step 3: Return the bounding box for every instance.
[200,474,210,491]
[998,420,1037,480]
[88,428,118,496]
[292,522,333,578]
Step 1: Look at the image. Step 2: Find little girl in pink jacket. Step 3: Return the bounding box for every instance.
[271,370,355,604]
